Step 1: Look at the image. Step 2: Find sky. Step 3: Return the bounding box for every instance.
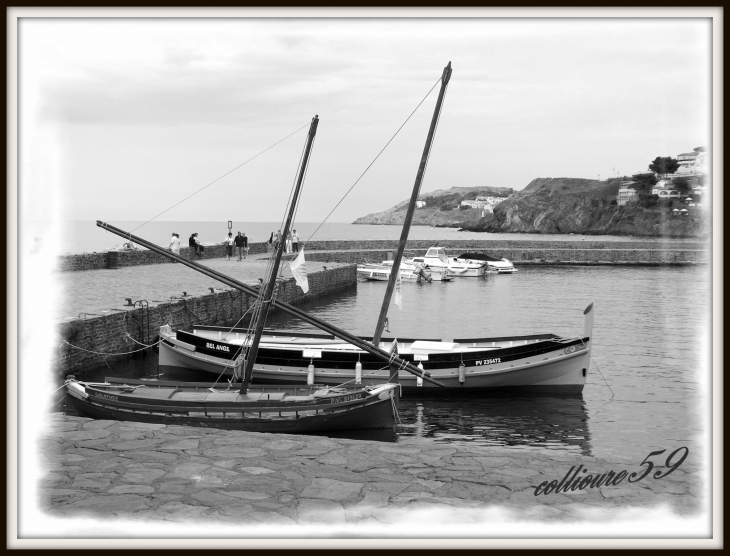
[18,16,711,227]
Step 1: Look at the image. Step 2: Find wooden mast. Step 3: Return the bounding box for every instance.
[372,61,452,346]
[240,115,319,394]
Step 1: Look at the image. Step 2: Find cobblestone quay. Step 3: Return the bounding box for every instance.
[40,414,703,528]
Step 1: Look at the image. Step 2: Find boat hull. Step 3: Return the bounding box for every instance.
[66,380,400,433]
[159,329,591,395]
[67,392,397,433]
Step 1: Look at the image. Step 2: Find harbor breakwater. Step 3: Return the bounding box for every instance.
[57,263,356,376]
[59,239,709,272]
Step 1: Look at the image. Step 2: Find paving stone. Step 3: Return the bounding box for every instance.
[40,473,69,485]
[155,501,211,521]
[414,479,446,490]
[124,450,180,464]
[213,460,237,469]
[81,420,117,430]
[55,454,88,463]
[203,446,267,459]
[300,478,364,500]
[107,438,166,451]
[160,439,200,451]
[238,466,276,475]
[167,461,211,479]
[365,482,410,496]
[57,429,113,442]
[316,452,349,465]
[158,482,188,494]
[122,468,167,483]
[191,489,240,505]
[261,439,305,451]
[226,491,271,500]
[52,494,151,516]
[109,484,155,494]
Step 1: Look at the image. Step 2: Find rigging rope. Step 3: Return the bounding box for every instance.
[302,77,443,247]
[128,121,312,235]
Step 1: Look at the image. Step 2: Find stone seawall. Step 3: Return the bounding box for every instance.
[59,238,709,271]
[305,248,708,265]
[57,264,356,376]
[59,243,271,272]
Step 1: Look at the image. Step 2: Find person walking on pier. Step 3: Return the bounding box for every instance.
[168,233,180,261]
[242,231,249,259]
[223,232,234,261]
[292,229,300,253]
[268,232,274,252]
[274,230,282,252]
[234,231,246,261]
[285,230,293,254]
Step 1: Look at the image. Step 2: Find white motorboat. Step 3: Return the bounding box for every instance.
[410,247,487,277]
[356,260,452,282]
[456,252,518,274]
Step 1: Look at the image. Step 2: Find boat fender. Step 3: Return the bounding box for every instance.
[355,361,362,385]
[307,363,315,386]
[458,362,466,384]
[417,362,424,387]
[67,382,88,399]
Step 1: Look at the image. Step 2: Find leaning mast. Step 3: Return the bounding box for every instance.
[372,62,452,346]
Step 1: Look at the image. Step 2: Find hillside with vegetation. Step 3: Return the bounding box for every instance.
[353,177,709,238]
[457,177,708,237]
[352,186,514,226]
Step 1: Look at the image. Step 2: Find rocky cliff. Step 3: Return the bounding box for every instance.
[457,178,708,238]
[354,178,709,238]
[352,186,513,227]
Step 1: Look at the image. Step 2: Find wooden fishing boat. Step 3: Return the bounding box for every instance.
[65,378,399,433]
[157,303,594,394]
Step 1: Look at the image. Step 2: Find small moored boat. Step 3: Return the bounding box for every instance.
[410,247,487,277]
[456,252,518,274]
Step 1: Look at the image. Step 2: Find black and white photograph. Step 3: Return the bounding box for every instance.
[9,7,720,549]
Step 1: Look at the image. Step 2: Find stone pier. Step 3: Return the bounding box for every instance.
[39,415,703,529]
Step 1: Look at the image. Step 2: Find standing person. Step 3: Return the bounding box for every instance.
[274,229,281,252]
[234,231,245,261]
[242,231,249,259]
[168,233,181,262]
[292,229,300,253]
[194,233,203,256]
[268,232,274,252]
[223,232,234,261]
[188,233,199,256]
[285,230,293,254]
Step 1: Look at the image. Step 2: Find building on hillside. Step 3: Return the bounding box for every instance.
[616,185,637,206]
[651,183,682,199]
[677,146,707,175]
[416,200,426,208]
[460,200,492,210]
[475,195,509,204]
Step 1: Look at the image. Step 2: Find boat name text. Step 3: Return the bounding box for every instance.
[206,343,231,352]
[95,392,119,402]
[329,393,364,404]
[534,447,689,496]
[475,358,501,366]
